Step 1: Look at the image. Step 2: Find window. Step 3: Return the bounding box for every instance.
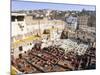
[19,53,22,59]
[32,15,36,19]
[17,16,24,21]
[11,16,16,22]
[30,43,32,45]
[43,29,50,34]
[11,49,14,54]
[19,46,23,51]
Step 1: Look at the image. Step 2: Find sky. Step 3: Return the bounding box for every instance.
[12,0,96,11]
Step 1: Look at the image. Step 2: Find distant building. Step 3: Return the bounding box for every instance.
[65,15,78,31]
[11,12,27,37]
[11,11,66,58]
[77,15,90,29]
[77,15,96,33]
